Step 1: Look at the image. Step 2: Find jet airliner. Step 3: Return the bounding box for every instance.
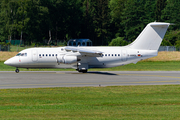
[4,22,171,73]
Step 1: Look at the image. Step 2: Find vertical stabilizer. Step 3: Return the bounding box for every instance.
[127,22,170,50]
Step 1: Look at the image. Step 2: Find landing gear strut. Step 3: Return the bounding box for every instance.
[15,68,19,73]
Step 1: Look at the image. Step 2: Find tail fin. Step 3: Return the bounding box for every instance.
[127,22,170,50]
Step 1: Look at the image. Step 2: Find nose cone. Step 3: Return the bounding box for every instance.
[4,57,19,67]
[4,59,11,65]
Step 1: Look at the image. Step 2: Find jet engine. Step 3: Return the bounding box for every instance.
[63,55,78,64]
[57,55,78,64]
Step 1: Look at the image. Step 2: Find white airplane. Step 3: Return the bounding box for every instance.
[4,22,171,73]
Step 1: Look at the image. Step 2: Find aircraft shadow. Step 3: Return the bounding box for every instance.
[87,71,117,75]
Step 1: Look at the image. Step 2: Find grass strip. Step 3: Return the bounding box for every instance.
[1,61,180,71]
[0,85,180,119]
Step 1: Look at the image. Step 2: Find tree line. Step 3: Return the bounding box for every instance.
[0,0,180,46]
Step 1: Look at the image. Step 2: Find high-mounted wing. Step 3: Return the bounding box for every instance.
[65,46,103,57]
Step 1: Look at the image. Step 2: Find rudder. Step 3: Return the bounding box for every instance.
[127,22,170,50]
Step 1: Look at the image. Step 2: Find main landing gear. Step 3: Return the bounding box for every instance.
[15,68,19,73]
[77,63,88,73]
[77,69,88,73]
[81,69,88,73]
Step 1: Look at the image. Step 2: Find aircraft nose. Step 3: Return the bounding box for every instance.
[4,59,11,65]
[4,57,19,67]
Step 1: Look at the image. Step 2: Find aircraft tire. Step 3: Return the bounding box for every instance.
[15,69,19,73]
[78,69,88,73]
[82,69,87,73]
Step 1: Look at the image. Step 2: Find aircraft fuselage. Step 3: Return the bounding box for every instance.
[5,47,157,69]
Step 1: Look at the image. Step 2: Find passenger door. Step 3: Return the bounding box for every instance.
[32,50,38,62]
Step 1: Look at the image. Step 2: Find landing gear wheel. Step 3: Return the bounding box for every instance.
[15,68,19,73]
[82,70,87,73]
[78,69,88,73]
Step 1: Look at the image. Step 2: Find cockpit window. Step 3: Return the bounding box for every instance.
[16,53,27,57]
[16,53,21,56]
[21,53,25,56]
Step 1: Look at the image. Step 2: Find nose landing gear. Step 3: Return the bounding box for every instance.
[15,68,19,73]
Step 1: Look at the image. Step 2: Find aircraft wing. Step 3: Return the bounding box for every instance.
[64,46,103,57]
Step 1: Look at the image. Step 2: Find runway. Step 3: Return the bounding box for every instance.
[1,71,180,89]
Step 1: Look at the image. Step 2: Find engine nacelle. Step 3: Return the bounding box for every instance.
[63,55,77,64]
[57,55,79,64]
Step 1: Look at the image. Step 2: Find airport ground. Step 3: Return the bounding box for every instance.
[1,71,180,88]
[1,51,180,119]
[1,71,180,119]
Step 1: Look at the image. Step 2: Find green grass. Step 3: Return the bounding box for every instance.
[1,61,180,71]
[1,61,180,119]
[92,61,180,71]
[0,85,180,119]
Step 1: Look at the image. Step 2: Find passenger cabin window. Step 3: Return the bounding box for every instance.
[101,53,120,57]
[49,54,51,56]
[52,54,54,56]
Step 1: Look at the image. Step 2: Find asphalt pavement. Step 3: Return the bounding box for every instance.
[1,71,180,89]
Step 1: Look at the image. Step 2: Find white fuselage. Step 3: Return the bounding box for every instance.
[4,46,157,69]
